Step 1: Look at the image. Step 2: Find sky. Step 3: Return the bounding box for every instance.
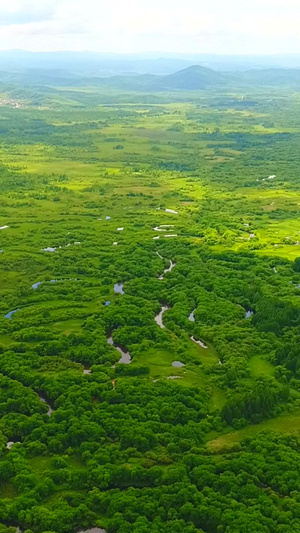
[0,0,299,55]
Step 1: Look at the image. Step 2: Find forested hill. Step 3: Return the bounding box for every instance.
[146,66,226,90]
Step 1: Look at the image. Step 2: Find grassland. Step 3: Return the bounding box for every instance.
[207,408,300,451]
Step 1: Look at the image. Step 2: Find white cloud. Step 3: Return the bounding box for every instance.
[0,0,299,53]
[0,0,59,24]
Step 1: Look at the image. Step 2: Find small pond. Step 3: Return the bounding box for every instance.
[114,283,124,295]
[165,209,178,214]
[43,247,56,252]
[172,361,185,368]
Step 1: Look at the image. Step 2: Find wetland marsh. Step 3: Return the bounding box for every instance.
[1,74,300,533]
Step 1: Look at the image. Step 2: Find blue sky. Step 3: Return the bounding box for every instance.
[0,0,299,54]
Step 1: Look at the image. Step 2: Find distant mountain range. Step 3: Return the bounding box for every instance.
[106,66,300,90]
[1,51,300,74]
[1,63,300,92]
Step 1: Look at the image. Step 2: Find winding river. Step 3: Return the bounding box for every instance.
[156,252,176,280]
[6,441,20,450]
[190,336,208,349]
[4,308,19,319]
[159,260,176,280]
[32,279,80,290]
[243,305,254,318]
[78,529,107,533]
[154,305,169,329]
[39,394,54,416]
[107,335,131,364]
[155,305,208,352]
[3,526,106,533]
[189,309,196,322]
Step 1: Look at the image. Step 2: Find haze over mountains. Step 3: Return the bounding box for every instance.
[1,51,300,74]
[1,65,300,92]
[0,51,300,91]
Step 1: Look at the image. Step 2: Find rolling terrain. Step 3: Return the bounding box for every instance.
[1,62,300,92]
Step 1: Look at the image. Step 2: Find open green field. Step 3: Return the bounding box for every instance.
[207,408,300,451]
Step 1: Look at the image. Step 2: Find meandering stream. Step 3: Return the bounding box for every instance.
[32,279,79,290]
[4,308,19,319]
[107,335,131,364]
[189,309,196,322]
[155,305,208,353]
[11,394,55,427]
[39,395,54,416]
[190,336,208,349]
[154,305,169,329]
[78,527,107,533]
[159,260,176,280]
[3,526,106,533]
[6,441,20,449]
[156,251,176,280]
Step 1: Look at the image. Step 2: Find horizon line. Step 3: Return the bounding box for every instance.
[0,49,300,58]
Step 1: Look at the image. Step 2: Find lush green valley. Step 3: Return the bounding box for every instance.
[1,75,300,532]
